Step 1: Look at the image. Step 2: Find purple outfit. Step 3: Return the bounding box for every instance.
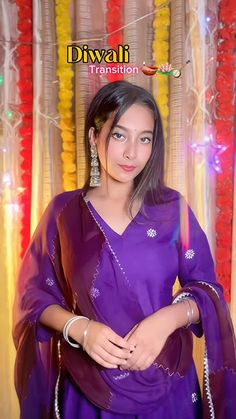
[13,188,236,418]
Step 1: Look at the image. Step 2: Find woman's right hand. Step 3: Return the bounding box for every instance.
[71,319,134,369]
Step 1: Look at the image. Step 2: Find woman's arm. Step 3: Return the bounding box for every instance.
[120,299,200,371]
[40,304,133,369]
[153,298,200,335]
[39,304,89,345]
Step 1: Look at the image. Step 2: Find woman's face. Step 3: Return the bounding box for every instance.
[90,103,154,185]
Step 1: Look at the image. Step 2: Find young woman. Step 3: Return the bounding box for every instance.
[13,81,236,418]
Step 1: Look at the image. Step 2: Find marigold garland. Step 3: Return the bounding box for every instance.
[106,0,124,82]
[55,0,76,191]
[16,0,33,258]
[152,1,170,139]
[215,0,236,302]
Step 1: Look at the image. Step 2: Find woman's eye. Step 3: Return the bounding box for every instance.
[140,137,152,144]
[111,132,125,141]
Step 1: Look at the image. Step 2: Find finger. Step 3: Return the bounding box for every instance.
[120,350,140,370]
[104,340,132,360]
[107,330,134,350]
[96,346,130,367]
[131,355,150,371]
[123,324,139,341]
[132,353,156,371]
[122,336,137,353]
[91,352,118,369]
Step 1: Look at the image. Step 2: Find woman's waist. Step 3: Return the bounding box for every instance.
[61,341,190,414]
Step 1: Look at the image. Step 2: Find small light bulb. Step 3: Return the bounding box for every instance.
[8,203,20,213]
[7,111,13,119]
[3,173,11,185]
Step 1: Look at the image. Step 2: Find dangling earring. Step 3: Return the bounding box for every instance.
[89,144,101,187]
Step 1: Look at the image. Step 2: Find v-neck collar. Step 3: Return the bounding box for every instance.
[82,191,143,238]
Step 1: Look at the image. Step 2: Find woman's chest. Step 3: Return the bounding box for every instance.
[90,226,180,321]
[84,196,142,236]
[96,217,180,294]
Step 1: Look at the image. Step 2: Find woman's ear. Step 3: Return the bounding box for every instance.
[88,127,97,146]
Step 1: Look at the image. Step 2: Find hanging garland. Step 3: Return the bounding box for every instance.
[106,0,124,82]
[215,0,236,302]
[152,0,170,138]
[55,0,76,191]
[16,0,33,258]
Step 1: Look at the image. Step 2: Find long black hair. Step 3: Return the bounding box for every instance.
[82,80,166,218]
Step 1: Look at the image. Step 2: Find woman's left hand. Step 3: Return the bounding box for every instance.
[120,307,175,371]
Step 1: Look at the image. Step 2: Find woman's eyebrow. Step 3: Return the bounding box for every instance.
[113,124,153,135]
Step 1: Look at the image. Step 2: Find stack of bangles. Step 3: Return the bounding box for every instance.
[172,296,200,328]
[182,298,195,328]
[63,316,92,350]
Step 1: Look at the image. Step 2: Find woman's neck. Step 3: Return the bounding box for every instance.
[88,173,135,202]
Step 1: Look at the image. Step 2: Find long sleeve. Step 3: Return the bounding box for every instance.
[12,192,76,418]
[13,195,71,344]
[175,198,224,337]
[172,199,236,418]
[177,200,220,291]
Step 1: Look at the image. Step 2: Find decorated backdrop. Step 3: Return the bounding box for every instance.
[0,0,235,417]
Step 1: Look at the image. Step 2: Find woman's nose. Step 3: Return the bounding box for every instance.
[123,140,137,160]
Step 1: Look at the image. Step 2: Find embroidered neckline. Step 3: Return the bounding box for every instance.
[82,192,142,238]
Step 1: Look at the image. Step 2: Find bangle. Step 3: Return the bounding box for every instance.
[82,319,92,351]
[63,316,89,348]
[183,299,194,328]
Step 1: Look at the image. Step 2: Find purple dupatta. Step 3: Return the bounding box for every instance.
[13,189,236,418]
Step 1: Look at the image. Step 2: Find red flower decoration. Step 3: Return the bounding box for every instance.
[16,0,32,6]
[18,7,32,19]
[106,0,124,82]
[214,0,236,302]
[17,0,33,258]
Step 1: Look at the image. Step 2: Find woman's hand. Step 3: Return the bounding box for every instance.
[81,320,134,369]
[120,307,176,371]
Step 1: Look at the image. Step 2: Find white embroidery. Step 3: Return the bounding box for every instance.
[147,228,157,237]
[113,372,130,380]
[90,287,100,299]
[204,348,215,418]
[46,277,54,286]
[83,196,130,287]
[196,281,220,298]
[153,362,184,378]
[54,341,61,419]
[172,292,192,305]
[192,392,198,403]
[185,249,195,259]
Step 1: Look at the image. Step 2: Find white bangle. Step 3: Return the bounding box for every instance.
[82,319,92,351]
[63,316,89,348]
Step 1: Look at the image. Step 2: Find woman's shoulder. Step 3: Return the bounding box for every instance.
[159,186,182,204]
[51,188,84,209]
[145,186,182,207]
[143,186,185,222]
[40,189,85,223]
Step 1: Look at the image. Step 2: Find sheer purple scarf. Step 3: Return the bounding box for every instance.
[13,190,236,418]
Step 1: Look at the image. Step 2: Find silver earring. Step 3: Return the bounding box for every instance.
[89,144,101,187]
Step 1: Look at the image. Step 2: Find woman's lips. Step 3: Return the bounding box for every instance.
[119,165,136,172]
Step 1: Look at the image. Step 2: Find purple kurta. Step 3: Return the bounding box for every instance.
[13,188,236,418]
[62,194,202,418]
